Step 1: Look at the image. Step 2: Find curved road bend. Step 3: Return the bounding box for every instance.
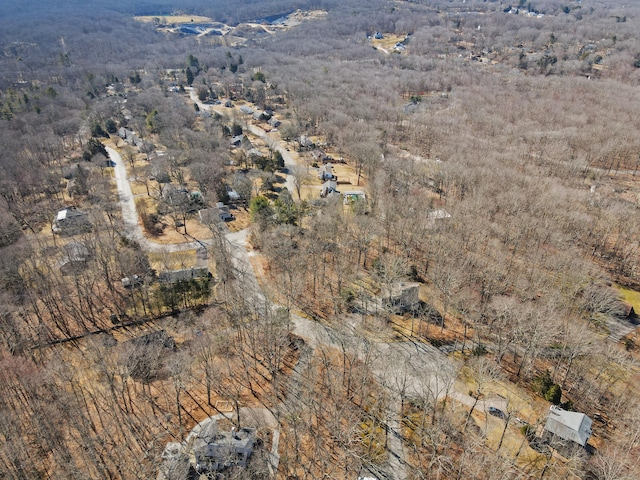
[113,96,457,479]
[107,146,208,253]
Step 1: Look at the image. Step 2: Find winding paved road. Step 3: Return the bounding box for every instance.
[107,146,208,253]
[112,98,459,480]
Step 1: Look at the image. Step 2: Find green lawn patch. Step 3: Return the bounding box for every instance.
[616,285,640,310]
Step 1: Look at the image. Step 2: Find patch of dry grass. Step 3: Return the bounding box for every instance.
[148,249,197,272]
[371,34,408,53]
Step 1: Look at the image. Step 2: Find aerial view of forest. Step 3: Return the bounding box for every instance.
[1,0,640,478]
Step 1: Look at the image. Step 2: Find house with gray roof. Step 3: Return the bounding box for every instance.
[193,421,256,473]
[59,241,91,276]
[230,134,244,148]
[299,135,314,148]
[268,117,281,128]
[52,208,91,235]
[543,406,592,447]
[239,105,254,115]
[320,180,339,198]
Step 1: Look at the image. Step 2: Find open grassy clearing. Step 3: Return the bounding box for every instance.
[616,284,640,310]
[156,219,213,244]
[371,34,408,53]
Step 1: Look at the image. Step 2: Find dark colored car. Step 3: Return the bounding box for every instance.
[488,407,506,419]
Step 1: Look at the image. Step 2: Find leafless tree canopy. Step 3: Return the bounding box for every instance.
[1,0,640,478]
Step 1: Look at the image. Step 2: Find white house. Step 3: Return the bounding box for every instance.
[318,163,335,181]
[320,180,338,198]
[299,135,314,148]
[428,209,451,220]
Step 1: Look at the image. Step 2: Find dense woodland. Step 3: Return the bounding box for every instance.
[2,0,640,478]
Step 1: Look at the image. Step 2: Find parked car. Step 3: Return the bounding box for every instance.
[220,212,235,222]
[488,407,506,419]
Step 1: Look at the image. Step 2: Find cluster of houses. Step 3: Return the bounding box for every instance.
[117,127,154,153]
[503,6,546,18]
[237,104,281,128]
[317,162,366,205]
